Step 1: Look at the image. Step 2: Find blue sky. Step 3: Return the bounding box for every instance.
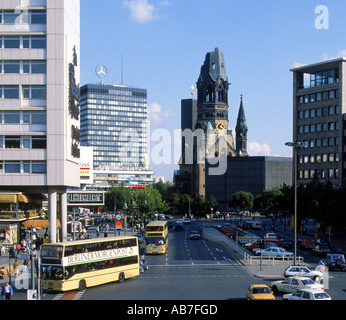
[80,0,346,181]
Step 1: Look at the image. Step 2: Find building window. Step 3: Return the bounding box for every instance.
[3,61,20,73]
[32,162,46,174]
[23,36,46,49]
[5,136,20,149]
[4,162,20,173]
[22,86,46,99]
[4,111,20,123]
[4,36,20,48]
[30,11,46,24]
[0,86,19,99]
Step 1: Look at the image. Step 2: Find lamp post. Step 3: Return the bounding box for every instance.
[285,141,307,265]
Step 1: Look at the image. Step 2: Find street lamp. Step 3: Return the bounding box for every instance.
[285,141,307,265]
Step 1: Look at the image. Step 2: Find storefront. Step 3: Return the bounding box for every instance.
[0,223,19,245]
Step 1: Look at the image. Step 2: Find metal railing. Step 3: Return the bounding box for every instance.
[201,225,304,266]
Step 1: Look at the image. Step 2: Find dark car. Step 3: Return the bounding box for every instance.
[189,230,201,240]
[175,224,184,231]
[175,221,184,231]
[322,253,346,271]
[312,245,331,258]
[281,239,293,249]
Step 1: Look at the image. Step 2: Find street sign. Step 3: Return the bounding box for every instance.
[116,220,122,229]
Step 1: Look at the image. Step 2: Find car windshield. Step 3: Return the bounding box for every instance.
[301,279,315,285]
[314,292,330,300]
[146,237,165,245]
[41,266,64,280]
[253,287,271,294]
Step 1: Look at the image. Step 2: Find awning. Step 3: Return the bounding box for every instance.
[21,219,61,228]
[0,194,31,204]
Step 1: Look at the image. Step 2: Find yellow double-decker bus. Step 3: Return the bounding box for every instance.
[145,220,169,254]
[40,236,139,292]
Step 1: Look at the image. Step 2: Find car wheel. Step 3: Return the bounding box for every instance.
[313,275,320,282]
[118,272,125,282]
[78,280,86,291]
[272,286,279,294]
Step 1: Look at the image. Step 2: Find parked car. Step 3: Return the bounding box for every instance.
[283,288,331,300]
[254,246,293,258]
[322,253,346,271]
[189,230,201,240]
[283,265,323,282]
[271,276,324,294]
[140,258,149,273]
[315,238,329,246]
[312,245,331,258]
[264,233,277,240]
[281,239,293,249]
[297,235,308,245]
[300,239,315,250]
[245,284,275,300]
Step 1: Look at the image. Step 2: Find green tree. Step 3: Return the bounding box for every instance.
[229,191,254,210]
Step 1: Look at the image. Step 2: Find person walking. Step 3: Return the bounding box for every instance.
[3,282,13,300]
[13,259,20,278]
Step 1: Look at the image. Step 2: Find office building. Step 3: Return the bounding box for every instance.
[0,0,81,243]
[291,57,346,187]
[80,82,153,188]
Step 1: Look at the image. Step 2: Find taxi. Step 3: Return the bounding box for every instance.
[246,284,275,300]
[271,276,324,294]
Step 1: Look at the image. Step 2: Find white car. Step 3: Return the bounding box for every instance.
[283,265,323,282]
[255,246,293,258]
[271,276,324,294]
[264,233,278,240]
[183,218,191,224]
[283,288,332,300]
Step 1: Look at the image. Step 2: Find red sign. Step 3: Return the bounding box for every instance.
[130,185,146,189]
[116,220,122,229]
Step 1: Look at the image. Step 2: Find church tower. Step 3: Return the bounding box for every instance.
[193,48,236,196]
[236,95,249,156]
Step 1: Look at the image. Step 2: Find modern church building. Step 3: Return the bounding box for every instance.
[176,48,292,204]
[0,0,81,243]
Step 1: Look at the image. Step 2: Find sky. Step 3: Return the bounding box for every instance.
[80,0,346,182]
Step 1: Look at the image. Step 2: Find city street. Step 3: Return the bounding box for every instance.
[35,216,346,302]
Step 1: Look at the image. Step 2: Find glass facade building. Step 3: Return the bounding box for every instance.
[80,83,148,169]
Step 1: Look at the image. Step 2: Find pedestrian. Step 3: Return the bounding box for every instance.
[23,259,30,271]
[3,282,13,300]
[13,259,20,278]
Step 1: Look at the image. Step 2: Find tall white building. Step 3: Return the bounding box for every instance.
[0,0,80,243]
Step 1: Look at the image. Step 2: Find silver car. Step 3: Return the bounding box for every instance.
[283,265,323,282]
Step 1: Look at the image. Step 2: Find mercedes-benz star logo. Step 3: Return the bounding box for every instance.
[95,65,108,81]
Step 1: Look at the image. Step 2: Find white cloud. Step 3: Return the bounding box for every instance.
[123,0,157,23]
[247,142,272,156]
[148,102,174,124]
